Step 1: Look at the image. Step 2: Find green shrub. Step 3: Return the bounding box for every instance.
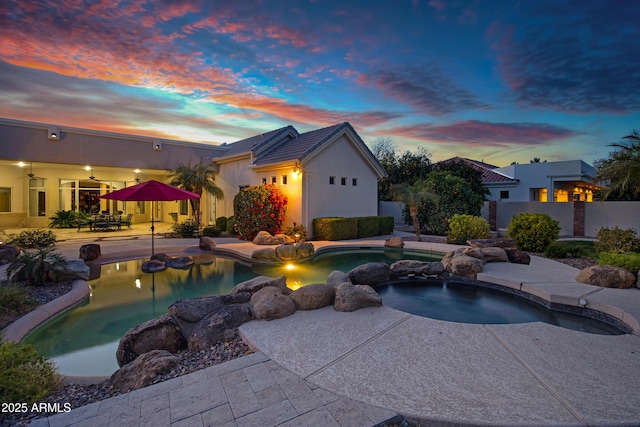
[226,216,236,235]
[5,229,57,248]
[215,216,227,231]
[283,222,308,241]
[545,241,568,258]
[48,210,78,228]
[172,219,199,238]
[0,285,37,314]
[312,217,358,240]
[233,184,288,240]
[598,252,640,273]
[201,226,221,237]
[6,247,67,287]
[506,213,560,252]
[595,227,640,254]
[379,216,395,235]
[0,341,62,404]
[446,214,490,245]
[355,216,381,238]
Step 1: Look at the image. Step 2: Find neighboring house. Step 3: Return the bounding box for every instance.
[0,118,385,236]
[440,157,601,202]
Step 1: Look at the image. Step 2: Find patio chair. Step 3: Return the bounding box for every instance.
[120,213,133,229]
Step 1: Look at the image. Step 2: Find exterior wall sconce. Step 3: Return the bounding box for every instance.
[292,162,301,176]
[153,139,162,151]
[48,126,60,141]
[134,169,141,183]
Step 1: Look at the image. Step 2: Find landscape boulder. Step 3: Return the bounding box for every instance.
[389,260,444,278]
[334,282,382,312]
[252,247,278,261]
[442,250,484,278]
[166,256,194,270]
[78,243,101,262]
[116,313,187,367]
[468,238,516,249]
[231,275,288,295]
[348,262,390,286]
[186,304,253,350]
[295,241,315,258]
[275,233,294,244]
[326,270,352,287]
[50,260,90,281]
[275,243,297,261]
[168,293,251,323]
[479,247,509,263]
[141,259,167,273]
[384,237,404,249]
[199,236,216,251]
[110,350,179,392]
[253,231,280,245]
[504,249,531,265]
[290,283,335,310]
[250,286,296,320]
[0,244,19,265]
[151,253,173,264]
[575,265,636,289]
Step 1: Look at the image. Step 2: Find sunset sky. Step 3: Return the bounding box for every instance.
[1,0,639,166]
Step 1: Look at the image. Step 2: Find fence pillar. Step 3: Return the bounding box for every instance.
[573,201,585,237]
[488,201,497,231]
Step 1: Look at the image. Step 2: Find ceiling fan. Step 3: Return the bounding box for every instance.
[18,162,46,181]
[86,166,102,182]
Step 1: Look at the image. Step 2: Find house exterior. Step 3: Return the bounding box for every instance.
[441,157,601,202]
[0,118,385,236]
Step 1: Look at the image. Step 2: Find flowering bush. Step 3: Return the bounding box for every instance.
[233,184,288,240]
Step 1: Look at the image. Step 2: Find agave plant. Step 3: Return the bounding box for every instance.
[6,247,67,287]
[48,210,78,228]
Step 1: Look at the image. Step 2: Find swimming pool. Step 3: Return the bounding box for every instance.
[25,248,440,376]
[376,278,626,335]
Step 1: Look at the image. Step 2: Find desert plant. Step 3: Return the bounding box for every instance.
[0,285,37,314]
[446,214,491,244]
[0,341,62,404]
[172,219,199,238]
[598,251,640,273]
[4,229,57,248]
[201,226,222,237]
[544,241,568,258]
[595,226,640,253]
[48,209,78,228]
[506,213,560,252]
[284,222,308,241]
[233,184,287,240]
[5,247,67,286]
[215,216,227,231]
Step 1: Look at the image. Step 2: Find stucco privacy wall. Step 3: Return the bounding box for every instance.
[304,134,379,229]
[583,201,640,237]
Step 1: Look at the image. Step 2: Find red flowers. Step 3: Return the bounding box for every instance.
[233,184,288,240]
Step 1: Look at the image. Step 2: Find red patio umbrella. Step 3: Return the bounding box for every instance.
[101,180,200,256]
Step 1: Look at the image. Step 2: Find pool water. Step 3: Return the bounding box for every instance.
[376,279,625,335]
[25,248,439,376]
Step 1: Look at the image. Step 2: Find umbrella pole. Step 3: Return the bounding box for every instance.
[151,201,155,256]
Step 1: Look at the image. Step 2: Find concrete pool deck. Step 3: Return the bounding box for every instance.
[2,224,640,426]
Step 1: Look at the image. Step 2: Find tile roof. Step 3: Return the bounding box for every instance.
[437,156,516,184]
[220,125,297,158]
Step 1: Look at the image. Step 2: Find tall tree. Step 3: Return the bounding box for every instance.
[391,182,438,241]
[376,146,432,201]
[168,159,224,227]
[594,129,640,201]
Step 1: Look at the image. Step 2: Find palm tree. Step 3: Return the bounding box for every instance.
[595,129,640,200]
[391,182,438,242]
[167,159,224,227]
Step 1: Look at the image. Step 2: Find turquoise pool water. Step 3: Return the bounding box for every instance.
[25,248,439,376]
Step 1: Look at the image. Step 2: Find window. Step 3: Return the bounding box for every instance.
[28,179,46,216]
[271,176,277,184]
[0,187,10,212]
[500,191,509,199]
[352,178,358,186]
[179,199,188,215]
[329,176,335,185]
[281,175,287,185]
[262,177,267,185]
[341,177,347,185]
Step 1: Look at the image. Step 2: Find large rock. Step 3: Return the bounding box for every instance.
[253,231,280,245]
[290,283,335,310]
[468,238,516,248]
[187,304,253,351]
[326,270,352,287]
[110,350,179,392]
[295,241,315,258]
[250,286,296,320]
[479,247,509,263]
[0,244,19,265]
[252,247,278,261]
[275,243,297,261]
[151,253,173,263]
[384,237,404,248]
[575,265,636,289]
[51,260,90,281]
[504,249,531,265]
[141,259,167,273]
[231,275,288,295]
[275,233,294,244]
[334,282,382,312]
[166,256,194,269]
[199,236,216,251]
[168,293,251,323]
[79,244,101,262]
[390,260,444,277]
[348,262,390,286]
[116,314,187,367]
[443,253,484,278]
